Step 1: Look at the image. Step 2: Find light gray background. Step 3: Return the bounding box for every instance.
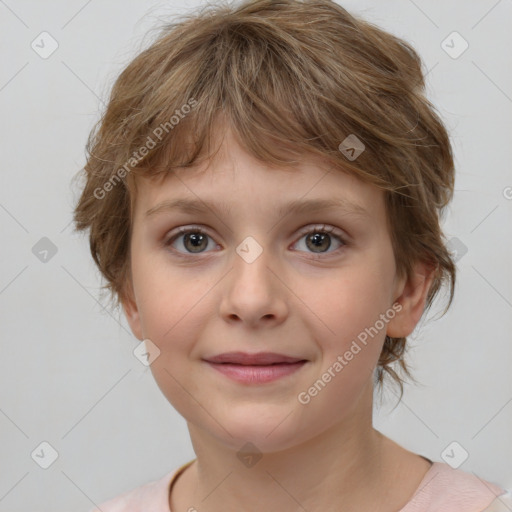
[1,1,511,511]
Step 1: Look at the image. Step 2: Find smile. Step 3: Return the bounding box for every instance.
[204,361,308,384]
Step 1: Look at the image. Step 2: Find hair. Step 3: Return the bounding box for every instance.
[73,0,456,400]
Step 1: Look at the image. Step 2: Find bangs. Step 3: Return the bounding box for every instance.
[107,13,427,194]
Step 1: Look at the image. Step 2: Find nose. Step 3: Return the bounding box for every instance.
[219,242,288,328]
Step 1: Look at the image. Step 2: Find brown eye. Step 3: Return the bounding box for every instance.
[305,232,332,253]
[165,227,216,255]
[293,225,346,256]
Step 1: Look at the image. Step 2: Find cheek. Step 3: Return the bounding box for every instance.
[137,281,202,347]
[302,255,395,362]
[132,269,210,406]
[130,250,199,345]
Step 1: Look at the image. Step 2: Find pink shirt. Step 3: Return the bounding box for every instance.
[90,459,511,512]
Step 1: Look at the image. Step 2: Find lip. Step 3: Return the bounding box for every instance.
[204,351,306,365]
[205,360,307,384]
[203,352,308,384]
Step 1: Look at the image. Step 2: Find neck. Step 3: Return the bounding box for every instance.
[177,383,408,511]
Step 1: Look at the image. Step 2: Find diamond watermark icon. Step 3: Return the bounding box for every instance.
[31,441,59,469]
[31,31,59,59]
[236,236,263,264]
[237,441,263,468]
[446,237,468,263]
[338,134,365,161]
[32,237,58,263]
[441,31,469,59]
[441,441,469,469]
[133,338,161,366]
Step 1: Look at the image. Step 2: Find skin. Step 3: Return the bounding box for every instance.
[122,124,435,511]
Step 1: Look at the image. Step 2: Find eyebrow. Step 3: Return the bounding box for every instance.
[144,197,369,220]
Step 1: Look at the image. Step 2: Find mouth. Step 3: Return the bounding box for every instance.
[203,352,308,384]
[204,351,307,365]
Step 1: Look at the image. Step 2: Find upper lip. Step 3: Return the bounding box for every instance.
[204,352,307,365]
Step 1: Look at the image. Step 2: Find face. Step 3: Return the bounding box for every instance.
[122,126,430,453]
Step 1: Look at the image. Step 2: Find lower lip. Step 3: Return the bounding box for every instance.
[205,361,307,384]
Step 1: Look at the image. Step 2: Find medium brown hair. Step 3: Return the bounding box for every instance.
[73,0,456,398]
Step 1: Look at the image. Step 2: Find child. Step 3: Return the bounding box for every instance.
[73,0,510,510]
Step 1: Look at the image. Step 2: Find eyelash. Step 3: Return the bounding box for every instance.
[163,224,347,259]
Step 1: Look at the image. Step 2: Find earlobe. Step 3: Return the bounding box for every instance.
[120,284,144,341]
[386,261,436,339]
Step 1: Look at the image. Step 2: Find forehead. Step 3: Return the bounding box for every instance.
[135,166,383,224]
[131,128,385,222]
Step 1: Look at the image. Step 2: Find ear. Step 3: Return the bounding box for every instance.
[120,281,144,341]
[386,260,436,338]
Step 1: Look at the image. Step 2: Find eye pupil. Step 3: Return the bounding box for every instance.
[185,233,207,253]
[306,232,331,252]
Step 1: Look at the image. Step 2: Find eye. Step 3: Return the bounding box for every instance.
[163,224,347,258]
[292,224,346,257]
[163,226,218,255]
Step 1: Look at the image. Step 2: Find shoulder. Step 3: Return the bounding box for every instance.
[480,490,512,512]
[87,468,178,512]
[402,462,508,512]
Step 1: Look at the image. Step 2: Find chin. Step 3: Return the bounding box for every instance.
[211,408,309,455]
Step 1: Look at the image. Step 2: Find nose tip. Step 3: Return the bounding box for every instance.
[220,253,288,328]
